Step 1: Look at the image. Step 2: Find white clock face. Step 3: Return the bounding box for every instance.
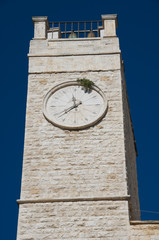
[43,81,107,130]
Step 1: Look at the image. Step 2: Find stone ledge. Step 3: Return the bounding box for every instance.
[130,221,159,225]
[48,37,101,42]
[101,14,118,21]
[28,69,121,74]
[46,36,118,42]
[28,51,121,58]
[32,38,47,40]
[32,16,48,22]
[17,195,130,204]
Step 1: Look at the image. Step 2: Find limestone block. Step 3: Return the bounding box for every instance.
[29,54,121,73]
[29,38,120,56]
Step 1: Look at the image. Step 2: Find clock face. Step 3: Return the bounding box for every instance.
[43,81,107,130]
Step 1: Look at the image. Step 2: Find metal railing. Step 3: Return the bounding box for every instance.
[48,20,103,39]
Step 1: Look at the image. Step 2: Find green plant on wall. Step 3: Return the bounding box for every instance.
[77,78,94,91]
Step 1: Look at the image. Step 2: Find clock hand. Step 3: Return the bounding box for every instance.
[72,95,76,105]
[75,101,82,107]
[65,105,76,113]
[65,101,82,113]
[58,101,82,117]
[57,105,76,117]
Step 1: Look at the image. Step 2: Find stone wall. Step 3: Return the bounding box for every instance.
[17,200,130,240]
[130,222,159,240]
[29,38,120,56]
[21,70,127,200]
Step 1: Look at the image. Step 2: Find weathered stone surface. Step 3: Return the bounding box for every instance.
[130,222,159,240]
[20,71,127,200]
[17,201,130,239]
[28,54,121,73]
[101,14,118,37]
[28,38,120,55]
[32,17,48,39]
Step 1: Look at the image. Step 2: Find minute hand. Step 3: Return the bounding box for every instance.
[58,105,74,117]
[58,101,82,117]
[65,101,82,113]
[65,105,76,113]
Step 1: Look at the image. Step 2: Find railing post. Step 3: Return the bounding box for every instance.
[32,17,48,39]
[100,14,118,37]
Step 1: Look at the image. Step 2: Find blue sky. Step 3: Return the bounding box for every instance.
[0,0,159,239]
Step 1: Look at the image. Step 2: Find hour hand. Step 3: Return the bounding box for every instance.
[72,95,76,104]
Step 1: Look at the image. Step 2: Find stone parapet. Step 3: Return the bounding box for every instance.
[32,14,118,40]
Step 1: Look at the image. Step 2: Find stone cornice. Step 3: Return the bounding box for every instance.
[101,14,118,29]
[101,14,117,21]
[27,51,121,58]
[130,221,159,225]
[17,195,130,204]
[32,16,48,22]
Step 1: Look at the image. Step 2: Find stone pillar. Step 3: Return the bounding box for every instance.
[32,17,48,39]
[101,14,118,37]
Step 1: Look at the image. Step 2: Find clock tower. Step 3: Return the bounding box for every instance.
[17,15,159,239]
